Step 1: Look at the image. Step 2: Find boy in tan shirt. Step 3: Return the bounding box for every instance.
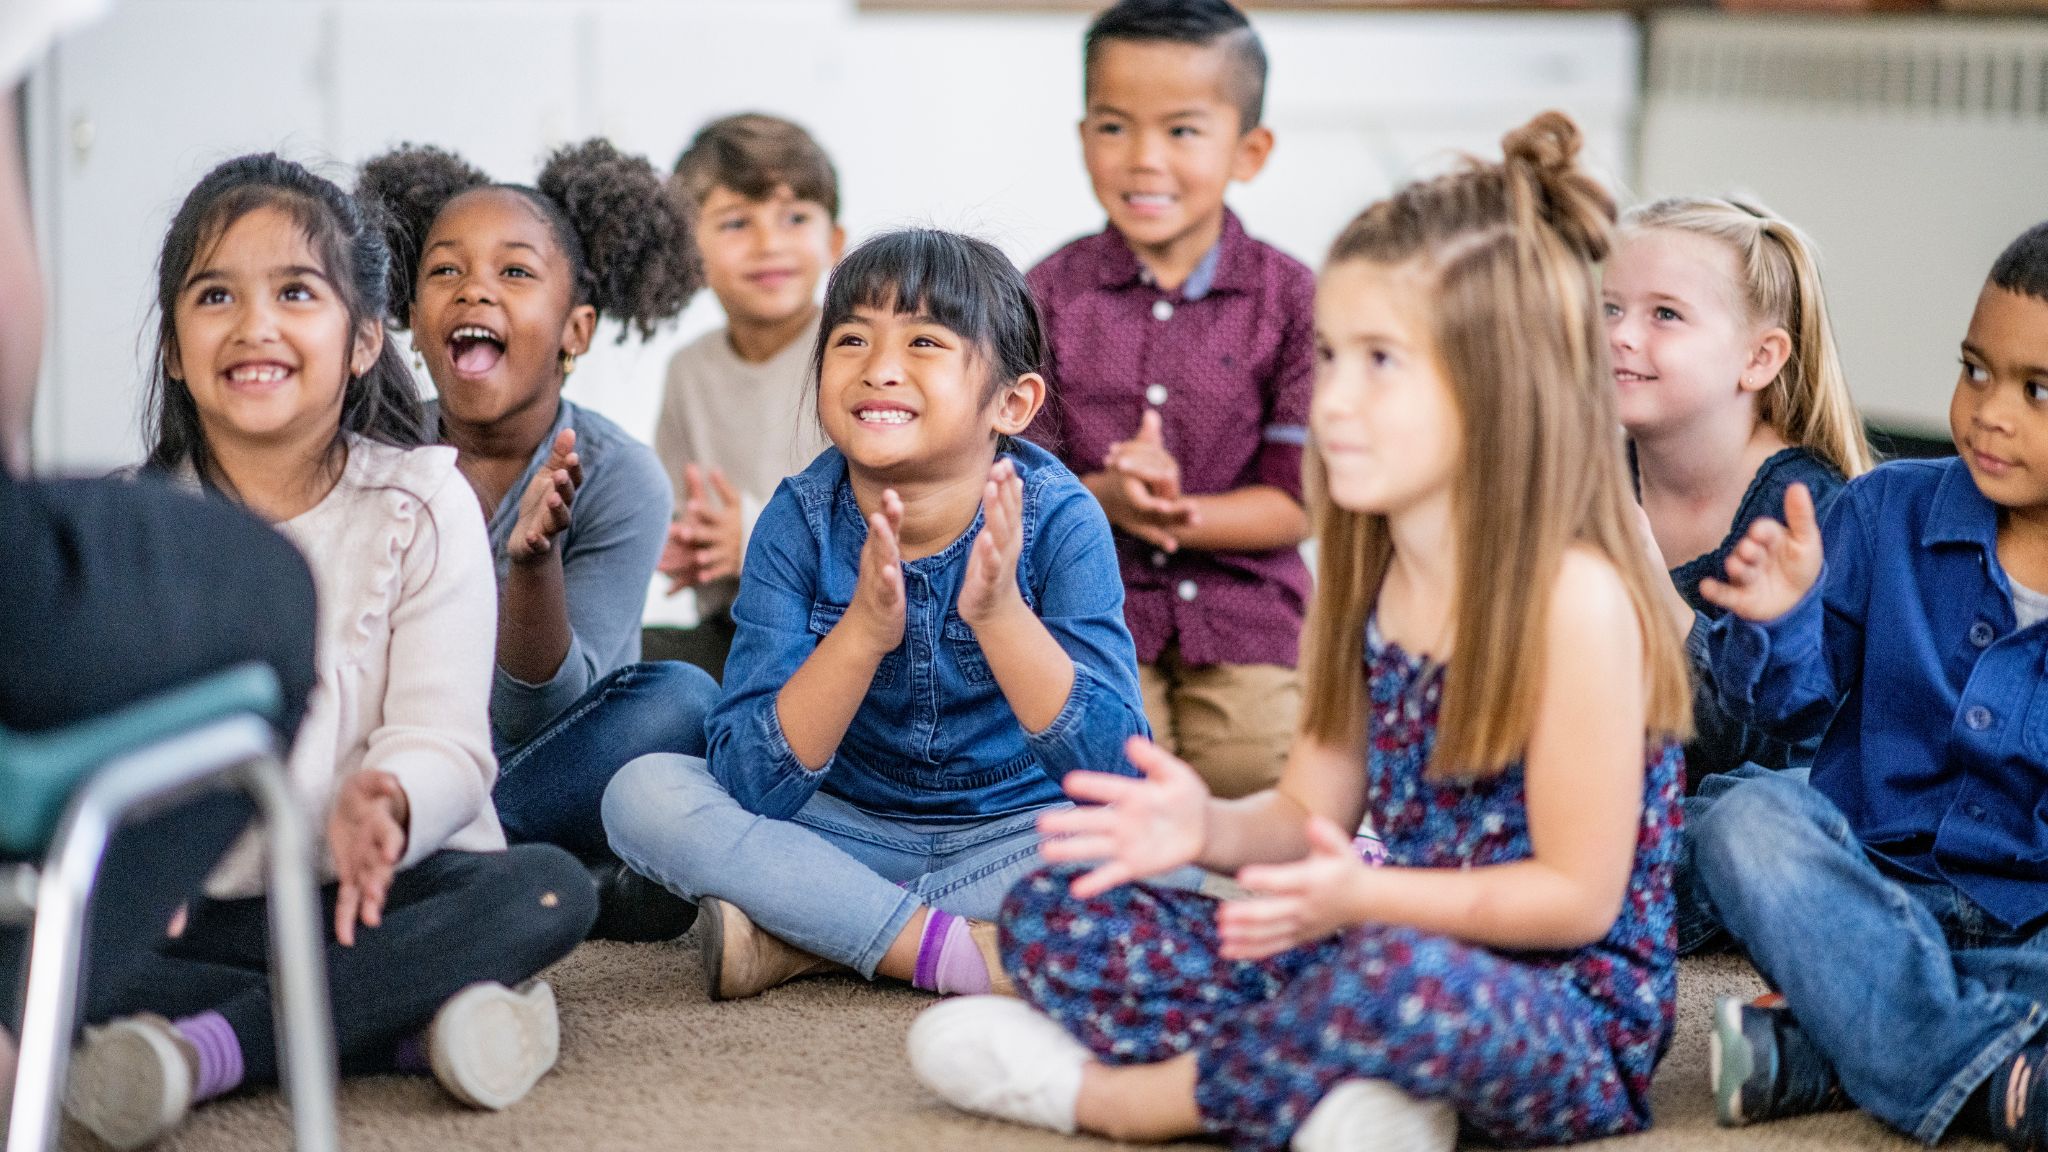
[649,114,844,677]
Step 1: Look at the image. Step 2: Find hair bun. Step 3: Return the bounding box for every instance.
[1498,110,1614,265]
[1501,109,1581,176]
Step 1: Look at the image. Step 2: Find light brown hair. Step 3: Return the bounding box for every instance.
[670,113,839,223]
[1302,110,1692,777]
[1622,196,1871,478]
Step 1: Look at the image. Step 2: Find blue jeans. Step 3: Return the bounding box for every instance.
[1695,773,2048,1142]
[1674,763,1808,955]
[494,661,720,859]
[601,752,1057,977]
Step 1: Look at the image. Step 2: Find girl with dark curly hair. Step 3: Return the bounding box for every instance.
[357,141,715,942]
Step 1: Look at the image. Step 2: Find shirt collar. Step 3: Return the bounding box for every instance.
[1921,456,2000,551]
[1093,208,1252,297]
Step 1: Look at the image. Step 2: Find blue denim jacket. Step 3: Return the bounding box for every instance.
[706,439,1148,821]
[1699,457,2048,929]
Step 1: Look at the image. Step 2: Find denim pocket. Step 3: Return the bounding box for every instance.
[808,601,901,688]
[942,614,994,685]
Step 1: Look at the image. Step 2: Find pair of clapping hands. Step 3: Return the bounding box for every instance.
[1095,410,1200,554]
[164,776,403,949]
[660,463,744,593]
[836,460,1032,655]
[1043,485,1828,962]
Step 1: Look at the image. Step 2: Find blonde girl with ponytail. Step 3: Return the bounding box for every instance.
[1607,197,1870,791]
[907,111,1691,1152]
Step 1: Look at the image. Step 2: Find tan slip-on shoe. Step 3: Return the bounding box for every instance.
[699,897,848,1001]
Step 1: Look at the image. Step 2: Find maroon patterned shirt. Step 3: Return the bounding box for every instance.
[1025,210,1313,669]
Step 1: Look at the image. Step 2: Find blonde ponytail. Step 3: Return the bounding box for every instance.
[1624,196,1872,478]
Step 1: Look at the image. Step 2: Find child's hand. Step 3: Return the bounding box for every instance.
[658,519,697,593]
[1038,737,1210,899]
[1097,411,1201,552]
[1699,482,1824,623]
[1105,410,1185,503]
[678,464,745,585]
[843,488,907,659]
[959,459,1025,627]
[1632,502,1698,639]
[328,770,409,948]
[1217,816,1370,961]
[508,428,581,564]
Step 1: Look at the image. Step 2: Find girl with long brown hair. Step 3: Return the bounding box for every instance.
[907,111,1691,1152]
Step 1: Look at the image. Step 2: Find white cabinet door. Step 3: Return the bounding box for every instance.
[41,0,328,471]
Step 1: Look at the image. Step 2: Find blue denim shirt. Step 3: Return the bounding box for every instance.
[705,439,1148,821]
[1699,457,2048,929]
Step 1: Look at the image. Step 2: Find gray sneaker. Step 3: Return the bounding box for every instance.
[63,1015,195,1150]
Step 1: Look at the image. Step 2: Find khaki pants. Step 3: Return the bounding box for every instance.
[1138,642,1299,800]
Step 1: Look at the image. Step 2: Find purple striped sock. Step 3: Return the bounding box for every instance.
[912,909,956,991]
[172,1011,243,1102]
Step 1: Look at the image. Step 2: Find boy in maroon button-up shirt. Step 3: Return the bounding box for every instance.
[1025,0,1313,798]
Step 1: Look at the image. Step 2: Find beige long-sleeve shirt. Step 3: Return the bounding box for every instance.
[207,438,505,898]
[654,319,830,618]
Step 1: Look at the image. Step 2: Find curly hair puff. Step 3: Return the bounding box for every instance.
[357,138,699,342]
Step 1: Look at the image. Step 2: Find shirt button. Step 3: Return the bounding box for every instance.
[1176,579,1199,602]
[1970,621,1996,648]
[1968,803,1989,820]
[1151,550,1169,568]
[1145,384,1168,406]
[1966,705,1994,731]
[1152,299,1174,322]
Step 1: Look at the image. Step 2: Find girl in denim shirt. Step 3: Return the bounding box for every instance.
[603,228,1148,1001]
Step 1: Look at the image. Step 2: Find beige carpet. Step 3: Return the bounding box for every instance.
[91,937,1994,1152]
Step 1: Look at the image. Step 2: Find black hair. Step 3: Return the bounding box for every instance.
[356,139,699,341]
[811,229,1048,453]
[1990,221,2048,304]
[1084,0,1267,131]
[145,153,426,489]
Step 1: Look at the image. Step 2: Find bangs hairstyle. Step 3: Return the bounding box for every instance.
[670,113,840,223]
[1622,196,1871,478]
[811,228,1045,411]
[146,153,425,491]
[1084,0,1268,131]
[1990,219,2048,303]
[1304,111,1691,778]
[357,139,699,341]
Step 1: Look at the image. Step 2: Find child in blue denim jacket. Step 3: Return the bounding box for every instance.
[1690,220,2048,1151]
[603,228,1149,1001]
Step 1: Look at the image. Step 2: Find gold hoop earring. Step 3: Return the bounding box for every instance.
[412,349,425,374]
[561,350,578,376]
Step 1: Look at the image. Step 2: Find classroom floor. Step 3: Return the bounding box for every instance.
[84,939,1992,1152]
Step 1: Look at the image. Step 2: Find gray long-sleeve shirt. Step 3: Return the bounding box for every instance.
[433,398,672,751]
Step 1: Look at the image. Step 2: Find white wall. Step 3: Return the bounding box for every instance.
[27,0,1638,472]
[1639,14,2048,438]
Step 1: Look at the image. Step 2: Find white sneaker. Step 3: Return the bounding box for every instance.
[428,980,560,1111]
[63,1015,194,1150]
[1292,1079,1457,1152]
[907,996,1089,1134]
